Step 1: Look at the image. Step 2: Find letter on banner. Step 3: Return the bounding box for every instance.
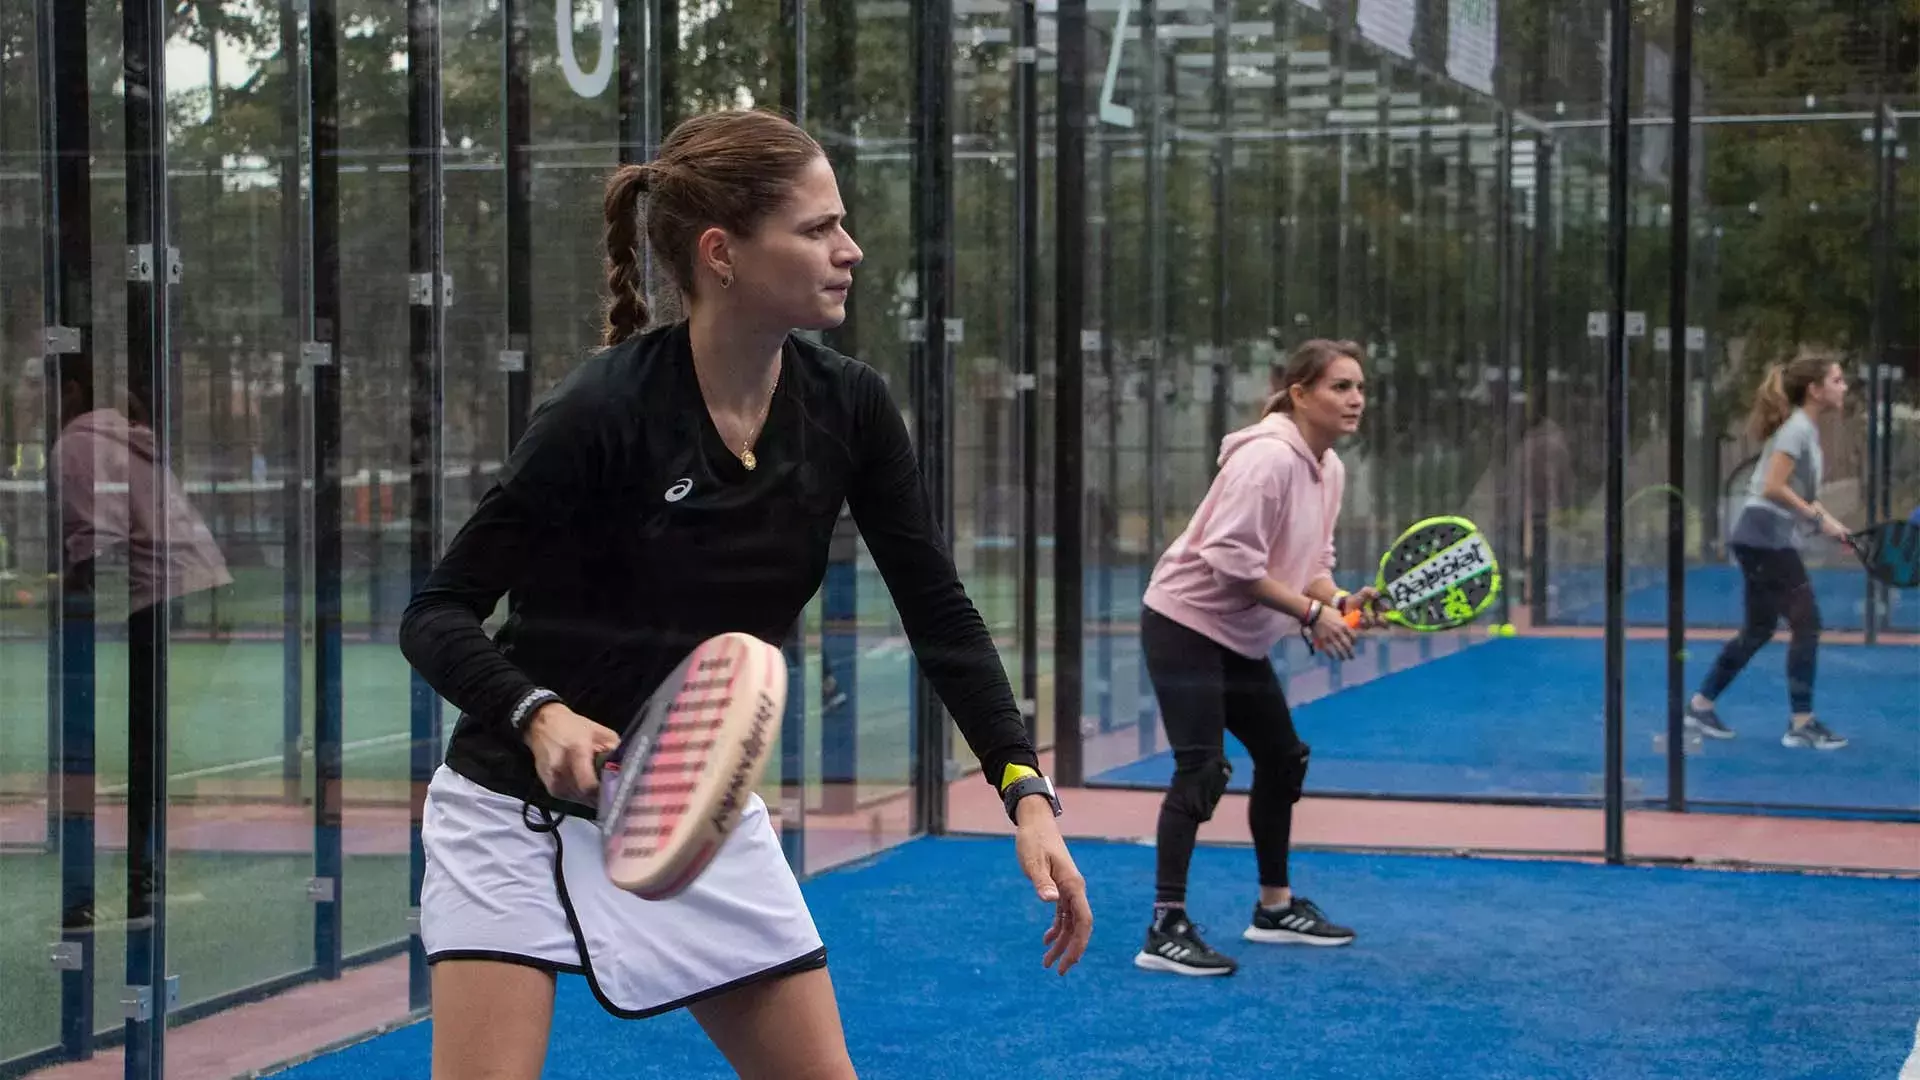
[560,0,615,99]
[1356,0,1416,60]
[1446,0,1497,96]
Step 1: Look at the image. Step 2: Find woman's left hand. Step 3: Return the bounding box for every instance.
[1012,797,1092,975]
[1340,587,1388,629]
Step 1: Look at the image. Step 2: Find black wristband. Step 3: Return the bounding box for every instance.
[508,687,563,734]
[1001,773,1062,823]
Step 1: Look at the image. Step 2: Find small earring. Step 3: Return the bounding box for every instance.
[720,273,733,290]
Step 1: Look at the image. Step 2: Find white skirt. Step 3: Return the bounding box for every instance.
[419,764,825,1017]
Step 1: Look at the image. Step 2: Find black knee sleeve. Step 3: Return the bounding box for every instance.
[1279,741,1311,804]
[1168,756,1233,824]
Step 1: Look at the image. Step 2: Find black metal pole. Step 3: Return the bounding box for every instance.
[406,0,446,1014]
[1603,0,1631,864]
[1864,96,1893,645]
[1053,0,1087,788]
[504,0,532,448]
[777,0,808,868]
[1493,110,1514,627]
[278,0,307,805]
[1138,0,1164,759]
[1664,0,1693,812]
[1015,0,1040,746]
[124,0,174,1070]
[309,0,346,978]
[818,0,859,812]
[910,0,955,829]
[38,0,96,1059]
[1207,0,1230,457]
[1528,138,1553,627]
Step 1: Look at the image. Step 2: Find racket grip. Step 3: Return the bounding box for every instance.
[1343,608,1364,629]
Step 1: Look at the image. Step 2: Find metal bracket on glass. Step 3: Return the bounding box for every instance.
[497,349,526,373]
[301,342,333,368]
[1014,46,1036,65]
[43,326,80,356]
[903,318,926,344]
[307,876,337,903]
[1080,330,1102,353]
[407,907,422,937]
[48,942,82,971]
[1013,373,1037,395]
[409,272,455,307]
[1017,697,1037,721]
[944,319,964,344]
[127,245,182,284]
[122,976,179,1021]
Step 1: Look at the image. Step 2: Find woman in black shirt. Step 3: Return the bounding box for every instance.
[400,109,1090,1080]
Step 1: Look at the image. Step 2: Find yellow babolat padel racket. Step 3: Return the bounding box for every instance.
[1343,515,1503,632]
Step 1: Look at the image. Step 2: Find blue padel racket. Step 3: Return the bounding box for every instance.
[1345,515,1502,632]
[1842,520,1919,589]
[592,632,786,901]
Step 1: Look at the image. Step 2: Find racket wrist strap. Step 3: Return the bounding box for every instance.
[509,687,564,734]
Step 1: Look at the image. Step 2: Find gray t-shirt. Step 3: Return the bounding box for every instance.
[1729,408,1822,550]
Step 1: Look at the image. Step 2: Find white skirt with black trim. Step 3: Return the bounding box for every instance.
[419,763,826,1017]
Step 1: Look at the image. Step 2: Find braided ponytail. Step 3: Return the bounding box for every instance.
[602,164,652,346]
[596,110,824,344]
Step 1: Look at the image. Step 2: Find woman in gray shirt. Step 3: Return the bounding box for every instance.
[1684,354,1853,750]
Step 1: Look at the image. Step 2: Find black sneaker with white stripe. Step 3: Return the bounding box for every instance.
[1243,896,1355,947]
[1133,908,1237,976]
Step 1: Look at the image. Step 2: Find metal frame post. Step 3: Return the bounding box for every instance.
[1053,0,1088,788]
[1664,0,1694,811]
[406,0,447,1013]
[38,0,98,1060]
[1603,0,1631,864]
[910,0,957,827]
[307,0,346,978]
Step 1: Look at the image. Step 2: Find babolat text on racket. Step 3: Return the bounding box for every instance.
[593,631,786,901]
[1344,515,1502,632]
[1841,519,1919,589]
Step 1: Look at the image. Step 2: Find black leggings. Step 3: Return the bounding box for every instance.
[1142,607,1307,905]
[1698,544,1820,714]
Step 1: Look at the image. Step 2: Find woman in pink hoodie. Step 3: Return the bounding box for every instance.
[1132,339,1379,977]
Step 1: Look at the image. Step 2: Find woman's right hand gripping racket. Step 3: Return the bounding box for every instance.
[592,632,787,901]
[1343,515,1503,632]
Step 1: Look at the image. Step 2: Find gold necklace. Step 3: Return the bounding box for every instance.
[699,362,779,471]
[738,392,772,470]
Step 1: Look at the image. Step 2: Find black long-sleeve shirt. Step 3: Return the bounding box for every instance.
[399,321,1038,817]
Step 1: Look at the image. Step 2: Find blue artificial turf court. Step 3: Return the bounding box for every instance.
[1090,635,1920,817]
[272,836,1918,1079]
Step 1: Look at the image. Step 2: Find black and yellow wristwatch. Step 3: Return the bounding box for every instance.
[998,763,1063,823]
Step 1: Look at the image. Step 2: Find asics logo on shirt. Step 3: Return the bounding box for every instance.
[664,478,693,503]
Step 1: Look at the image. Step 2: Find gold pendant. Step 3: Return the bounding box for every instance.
[740,448,757,471]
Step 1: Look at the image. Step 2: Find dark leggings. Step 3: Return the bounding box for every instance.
[1142,607,1306,906]
[1698,544,1820,714]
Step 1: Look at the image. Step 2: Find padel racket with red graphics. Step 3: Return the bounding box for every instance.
[592,632,786,901]
[1841,519,1919,589]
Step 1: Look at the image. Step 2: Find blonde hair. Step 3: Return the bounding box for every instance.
[1746,354,1836,442]
[1264,339,1364,417]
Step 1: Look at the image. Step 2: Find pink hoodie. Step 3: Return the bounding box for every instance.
[1142,412,1345,659]
[57,408,232,612]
